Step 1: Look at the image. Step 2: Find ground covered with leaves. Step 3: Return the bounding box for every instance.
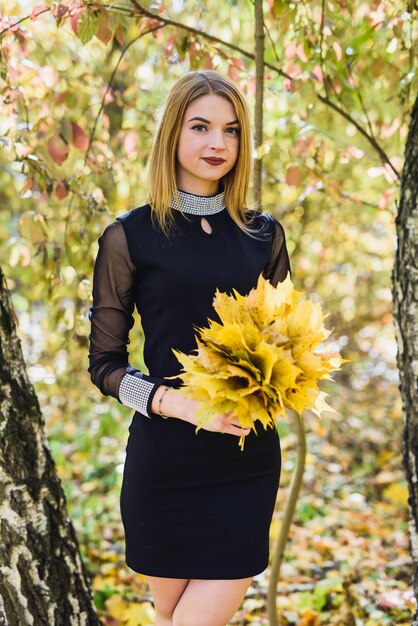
[46,337,414,626]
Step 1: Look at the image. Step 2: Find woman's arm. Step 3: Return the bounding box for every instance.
[87,220,166,418]
[262,215,291,286]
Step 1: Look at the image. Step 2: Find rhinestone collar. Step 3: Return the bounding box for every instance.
[171,188,226,215]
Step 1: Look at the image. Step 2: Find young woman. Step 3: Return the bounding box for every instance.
[88,70,291,626]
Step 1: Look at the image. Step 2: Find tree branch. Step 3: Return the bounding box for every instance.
[268,410,307,626]
[64,24,163,260]
[3,1,400,180]
[253,0,264,210]
[316,93,399,179]
[263,16,399,180]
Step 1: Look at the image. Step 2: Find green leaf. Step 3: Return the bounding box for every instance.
[77,11,98,44]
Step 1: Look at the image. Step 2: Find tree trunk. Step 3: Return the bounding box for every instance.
[253,0,264,210]
[392,92,418,623]
[0,267,100,625]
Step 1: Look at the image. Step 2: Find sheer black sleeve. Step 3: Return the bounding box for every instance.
[87,220,165,417]
[262,215,292,287]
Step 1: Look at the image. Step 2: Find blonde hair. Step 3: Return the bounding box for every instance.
[146,70,261,238]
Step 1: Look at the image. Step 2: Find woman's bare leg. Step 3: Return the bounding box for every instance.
[171,577,253,626]
[145,575,190,626]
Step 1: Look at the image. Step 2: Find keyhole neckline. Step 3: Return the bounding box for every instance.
[200,216,214,236]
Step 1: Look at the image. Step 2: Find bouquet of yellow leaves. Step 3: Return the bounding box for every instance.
[172,273,348,449]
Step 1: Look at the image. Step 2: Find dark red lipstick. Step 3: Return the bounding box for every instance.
[202,157,226,165]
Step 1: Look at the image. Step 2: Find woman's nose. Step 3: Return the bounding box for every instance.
[208,130,226,149]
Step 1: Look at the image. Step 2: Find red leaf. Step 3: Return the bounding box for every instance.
[55,92,66,105]
[295,137,314,158]
[283,78,295,92]
[102,618,119,626]
[285,43,298,60]
[285,166,303,186]
[70,8,84,35]
[267,0,276,19]
[96,21,112,45]
[47,133,69,165]
[54,180,69,200]
[114,24,124,45]
[188,41,200,64]
[147,17,163,27]
[231,57,245,71]
[96,10,112,45]
[284,62,302,78]
[228,65,239,82]
[164,37,179,64]
[52,3,69,26]
[201,53,213,70]
[70,123,89,151]
[30,4,49,21]
[311,64,324,83]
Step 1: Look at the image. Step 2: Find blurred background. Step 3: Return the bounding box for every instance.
[0,0,416,623]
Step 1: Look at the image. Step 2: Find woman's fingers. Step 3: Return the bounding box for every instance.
[225,414,250,433]
[223,420,251,437]
[194,406,252,437]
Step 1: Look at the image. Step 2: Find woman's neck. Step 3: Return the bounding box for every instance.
[175,175,221,197]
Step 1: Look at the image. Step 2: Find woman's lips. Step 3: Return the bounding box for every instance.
[202,158,226,166]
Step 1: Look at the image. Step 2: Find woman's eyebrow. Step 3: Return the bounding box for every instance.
[187,116,240,125]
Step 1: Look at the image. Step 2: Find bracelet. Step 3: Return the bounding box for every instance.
[158,386,171,419]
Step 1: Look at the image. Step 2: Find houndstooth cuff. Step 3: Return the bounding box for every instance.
[119,372,162,418]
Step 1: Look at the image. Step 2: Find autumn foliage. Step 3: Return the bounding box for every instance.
[0,0,416,623]
[173,274,348,448]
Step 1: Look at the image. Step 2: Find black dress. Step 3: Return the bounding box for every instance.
[88,196,291,579]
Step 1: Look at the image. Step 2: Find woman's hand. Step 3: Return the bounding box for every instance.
[152,386,251,438]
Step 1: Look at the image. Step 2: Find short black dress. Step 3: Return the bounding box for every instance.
[88,191,291,580]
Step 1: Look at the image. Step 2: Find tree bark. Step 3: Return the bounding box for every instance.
[392,92,418,623]
[0,267,100,625]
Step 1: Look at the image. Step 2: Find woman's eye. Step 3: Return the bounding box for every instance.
[226,127,240,136]
[191,125,207,132]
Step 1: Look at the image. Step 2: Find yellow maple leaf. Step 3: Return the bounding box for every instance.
[106,593,129,618]
[194,339,226,372]
[295,351,333,379]
[122,601,156,626]
[305,388,338,419]
[269,351,301,393]
[287,300,330,346]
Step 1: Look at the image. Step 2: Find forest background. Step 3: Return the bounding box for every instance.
[0,0,417,624]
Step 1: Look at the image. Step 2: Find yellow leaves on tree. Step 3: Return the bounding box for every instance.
[172,273,349,450]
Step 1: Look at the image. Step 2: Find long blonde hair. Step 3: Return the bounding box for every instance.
[146,70,261,238]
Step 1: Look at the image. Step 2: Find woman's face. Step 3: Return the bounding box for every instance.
[175,94,240,195]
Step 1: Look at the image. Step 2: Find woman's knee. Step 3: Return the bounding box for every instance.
[172,577,253,626]
[146,575,190,621]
